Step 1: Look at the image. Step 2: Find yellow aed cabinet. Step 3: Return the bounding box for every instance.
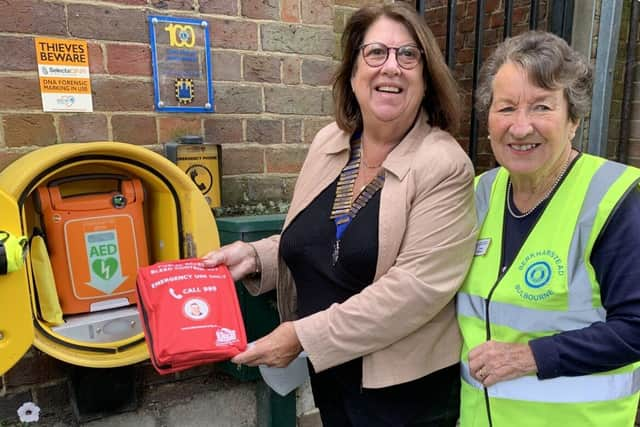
[0,141,220,375]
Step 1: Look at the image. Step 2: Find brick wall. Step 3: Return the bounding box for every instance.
[0,0,359,424]
[608,0,640,167]
[422,0,548,172]
[0,0,346,216]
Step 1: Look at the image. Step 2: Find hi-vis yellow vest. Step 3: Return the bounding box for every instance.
[458,154,640,427]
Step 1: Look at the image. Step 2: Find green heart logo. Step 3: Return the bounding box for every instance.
[92,258,118,280]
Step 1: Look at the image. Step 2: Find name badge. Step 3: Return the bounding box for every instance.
[475,238,491,256]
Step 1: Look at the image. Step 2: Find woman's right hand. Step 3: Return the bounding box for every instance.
[202,241,259,281]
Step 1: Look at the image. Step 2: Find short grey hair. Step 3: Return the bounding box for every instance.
[476,31,592,122]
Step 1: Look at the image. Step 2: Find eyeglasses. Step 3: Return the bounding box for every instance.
[360,43,423,70]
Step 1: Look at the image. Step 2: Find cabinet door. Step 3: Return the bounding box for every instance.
[0,188,33,375]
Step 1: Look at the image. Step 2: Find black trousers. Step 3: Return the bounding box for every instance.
[309,359,460,427]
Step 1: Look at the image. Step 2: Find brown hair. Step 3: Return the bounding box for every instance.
[476,31,592,122]
[333,3,460,134]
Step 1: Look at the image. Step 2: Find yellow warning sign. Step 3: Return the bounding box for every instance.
[174,144,221,209]
[35,37,93,112]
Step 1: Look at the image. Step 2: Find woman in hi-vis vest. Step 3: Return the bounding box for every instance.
[457,31,640,427]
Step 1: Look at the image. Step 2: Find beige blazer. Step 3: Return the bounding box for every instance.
[249,112,478,388]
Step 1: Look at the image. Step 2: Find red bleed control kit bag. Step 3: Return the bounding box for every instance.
[136,259,247,374]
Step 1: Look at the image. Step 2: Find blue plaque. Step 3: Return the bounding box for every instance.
[149,15,214,113]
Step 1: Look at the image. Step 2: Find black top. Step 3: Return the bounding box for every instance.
[280,165,458,420]
[280,178,380,318]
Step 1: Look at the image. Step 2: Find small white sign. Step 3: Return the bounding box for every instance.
[475,238,491,256]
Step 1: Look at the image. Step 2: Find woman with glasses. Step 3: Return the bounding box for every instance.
[203,3,477,426]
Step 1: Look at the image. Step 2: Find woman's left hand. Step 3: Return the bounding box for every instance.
[468,340,538,387]
[231,322,303,368]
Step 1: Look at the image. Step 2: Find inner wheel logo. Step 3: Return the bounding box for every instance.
[525,261,552,289]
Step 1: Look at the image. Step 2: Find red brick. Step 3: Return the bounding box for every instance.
[0,36,35,71]
[335,0,368,6]
[213,51,242,81]
[285,118,302,144]
[281,0,300,23]
[429,21,447,38]
[106,43,151,76]
[244,55,281,83]
[3,114,56,148]
[484,0,502,13]
[628,157,640,169]
[0,0,66,34]
[424,6,446,24]
[304,118,332,142]
[149,0,195,11]
[455,3,466,20]
[214,85,262,114]
[221,146,264,174]
[631,120,640,140]
[460,16,476,33]
[283,57,301,85]
[334,9,348,33]
[247,119,282,144]
[59,114,109,143]
[301,0,333,25]
[0,151,21,171]
[457,48,474,64]
[204,117,243,144]
[629,140,640,158]
[488,12,504,29]
[104,0,147,4]
[301,59,335,86]
[265,87,333,115]
[91,78,154,111]
[512,6,530,25]
[261,23,334,56]
[199,0,239,15]
[158,116,202,143]
[242,0,279,20]
[88,42,106,74]
[210,19,258,50]
[220,175,296,205]
[265,146,307,173]
[484,28,502,46]
[113,115,158,145]
[476,152,497,173]
[68,4,148,43]
[0,77,42,110]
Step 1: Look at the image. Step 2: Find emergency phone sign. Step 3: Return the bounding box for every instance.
[176,144,221,209]
[35,37,93,112]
